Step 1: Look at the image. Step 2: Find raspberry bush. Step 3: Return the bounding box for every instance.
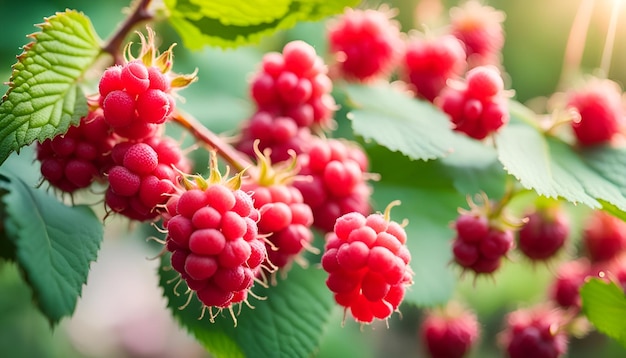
[2,0,626,357]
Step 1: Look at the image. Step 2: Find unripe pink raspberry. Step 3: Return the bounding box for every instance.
[582,210,626,263]
[518,203,569,261]
[499,306,568,358]
[565,77,623,146]
[328,7,403,81]
[321,201,413,324]
[420,303,480,358]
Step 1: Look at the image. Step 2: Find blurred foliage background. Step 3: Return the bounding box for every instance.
[2,0,626,357]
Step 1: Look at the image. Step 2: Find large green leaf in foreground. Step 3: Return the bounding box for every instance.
[165,0,359,49]
[0,10,101,165]
[0,170,103,326]
[160,259,334,358]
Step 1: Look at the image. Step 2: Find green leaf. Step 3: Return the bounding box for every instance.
[0,171,103,326]
[0,10,101,165]
[345,84,468,161]
[164,0,359,49]
[581,278,626,348]
[160,259,335,358]
[495,107,626,216]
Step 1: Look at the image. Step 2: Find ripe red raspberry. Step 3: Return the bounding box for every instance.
[565,78,623,146]
[517,203,569,261]
[105,135,188,221]
[499,306,568,358]
[420,303,480,358]
[548,258,590,309]
[449,0,505,67]
[98,30,197,140]
[293,138,372,233]
[451,194,515,276]
[438,66,509,140]
[240,147,315,273]
[581,210,626,263]
[100,60,175,134]
[37,108,116,192]
[327,7,403,81]
[163,164,266,316]
[402,34,467,102]
[236,111,314,163]
[321,202,413,324]
[248,40,336,130]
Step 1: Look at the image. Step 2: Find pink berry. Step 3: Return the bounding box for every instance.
[136,89,172,124]
[450,0,505,67]
[566,78,623,146]
[582,210,626,263]
[102,90,136,128]
[500,306,568,358]
[321,203,413,324]
[402,35,467,102]
[548,259,590,309]
[121,60,150,95]
[420,304,480,358]
[123,143,159,176]
[438,66,508,140]
[518,205,569,261]
[328,8,403,81]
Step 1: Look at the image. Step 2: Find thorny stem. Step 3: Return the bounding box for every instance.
[171,110,254,174]
[102,0,154,64]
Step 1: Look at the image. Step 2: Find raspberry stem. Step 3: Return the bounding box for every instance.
[102,0,154,65]
[171,109,254,173]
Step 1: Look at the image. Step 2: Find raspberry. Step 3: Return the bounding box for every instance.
[164,166,265,314]
[499,306,568,358]
[581,210,626,263]
[97,34,197,140]
[321,202,413,324]
[420,303,480,358]
[236,111,315,163]
[240,147,315,272]
[402,34,467,102]
[246,40,335,130]
[327,7,403,81]
[37,109,116,192]
[517,204,569,261]
[438,66,509,140]
[293,138,372,233]
[565,77,623,146]
[99,65,123,98]
[104,135,187,221]
[451,195,515,276]
[449,0,505,67]
[548,258,590,309]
